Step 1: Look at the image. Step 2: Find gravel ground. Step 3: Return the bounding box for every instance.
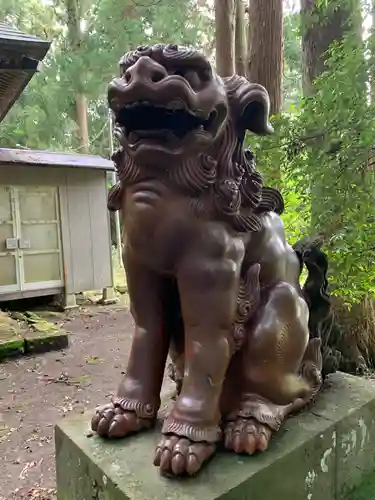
[0,303,164,500]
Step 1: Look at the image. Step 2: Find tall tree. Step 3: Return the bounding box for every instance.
[247,0,283,115]
[300,0,365,231]
[214,0,236,76]
[301,0,362,96]
[64,0,90,153]
[235,0,246,76]
[369,0,375,103]
[283,9,302,108]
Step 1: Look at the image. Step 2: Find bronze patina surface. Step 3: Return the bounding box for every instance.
[92,43,328,478]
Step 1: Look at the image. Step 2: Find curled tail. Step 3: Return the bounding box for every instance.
[293,237,341,377]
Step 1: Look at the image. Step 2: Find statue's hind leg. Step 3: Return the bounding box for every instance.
[221,282,322,455]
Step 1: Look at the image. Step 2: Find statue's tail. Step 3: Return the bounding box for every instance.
[293,237,340,377]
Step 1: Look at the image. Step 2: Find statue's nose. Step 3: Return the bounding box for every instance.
[123,56,168,84]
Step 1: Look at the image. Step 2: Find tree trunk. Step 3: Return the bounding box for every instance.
[65,0,89,153]
[214,0,236,76]
[370,0,375,104]
[235,0,246,76]
[75,92,89,153]
[301,0,360,96]
[247,0,283,115]
[246,1,251,68]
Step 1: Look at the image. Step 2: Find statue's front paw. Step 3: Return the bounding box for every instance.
[91,402,154,438]
[154,435,216,477]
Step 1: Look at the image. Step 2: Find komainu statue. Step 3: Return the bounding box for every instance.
[92,43,329,477]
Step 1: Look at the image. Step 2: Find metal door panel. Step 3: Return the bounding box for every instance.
[16,187,63,290]
[0,186,19,292]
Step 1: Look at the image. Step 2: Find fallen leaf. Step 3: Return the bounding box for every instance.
[19,458,43,479]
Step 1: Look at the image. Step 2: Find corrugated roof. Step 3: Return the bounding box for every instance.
[0,148,115,171]
[0,21,51,123]
[0,21,49,46]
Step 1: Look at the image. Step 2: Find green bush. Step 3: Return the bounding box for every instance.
[246,32,375,305]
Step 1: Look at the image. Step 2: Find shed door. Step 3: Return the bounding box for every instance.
[16,186,63,290]
[0,186,19,292]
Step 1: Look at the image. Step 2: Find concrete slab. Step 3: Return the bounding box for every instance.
[55,373,375,500]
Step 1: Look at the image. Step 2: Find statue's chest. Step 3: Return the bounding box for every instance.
[123,182,194,270]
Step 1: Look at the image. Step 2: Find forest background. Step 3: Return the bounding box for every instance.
[1,0,374,371]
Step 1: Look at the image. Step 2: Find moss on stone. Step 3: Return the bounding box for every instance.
[0,338,24,359]
[0,308,68,360]
[24,332,69,354]
[343,472,375,500]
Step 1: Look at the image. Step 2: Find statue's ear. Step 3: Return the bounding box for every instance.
[223,76,273,135]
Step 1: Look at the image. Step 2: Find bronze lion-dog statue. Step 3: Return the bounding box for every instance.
[91,43,328,478]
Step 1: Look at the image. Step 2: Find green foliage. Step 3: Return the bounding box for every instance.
[0,0,213,155]
[248,28,375,304]
[297,30,374,303]
[246,113,311,249]
[283,11,302,108]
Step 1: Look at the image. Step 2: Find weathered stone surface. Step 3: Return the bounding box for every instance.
[25,331,69,355]
[55,373,375,500]
[0,331,69,361]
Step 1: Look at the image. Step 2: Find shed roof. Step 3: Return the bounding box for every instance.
[0,148,115,171]
[0,21,51,123]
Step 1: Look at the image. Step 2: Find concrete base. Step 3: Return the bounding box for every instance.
[99,286,118,305]
[62,292,78,311]
[55,373,375,500]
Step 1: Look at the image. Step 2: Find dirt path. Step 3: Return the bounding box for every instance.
[0,304,171,500]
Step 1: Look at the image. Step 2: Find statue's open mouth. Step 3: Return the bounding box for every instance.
[115,101,218,150]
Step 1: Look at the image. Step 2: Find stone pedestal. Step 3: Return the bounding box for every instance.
[55,373,375,500]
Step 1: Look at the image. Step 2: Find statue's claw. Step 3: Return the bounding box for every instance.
[154,435,216,477]
[223,417,273,455]
[91,403,154,438]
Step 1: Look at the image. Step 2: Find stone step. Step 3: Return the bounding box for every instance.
[55,372,375,500]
